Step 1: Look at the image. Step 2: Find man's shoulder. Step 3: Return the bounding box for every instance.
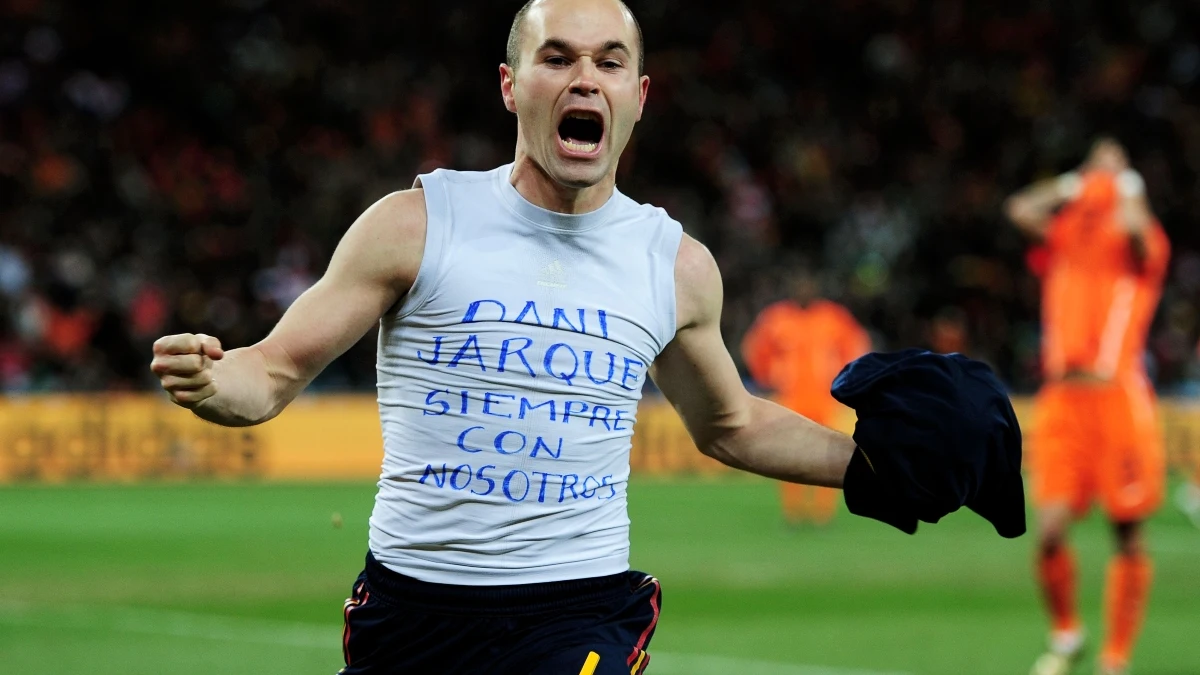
[369,189,427,229]
[353,190,428,271]
[674,234,717,282]
[319,188,427,297]
[671,234,722,329]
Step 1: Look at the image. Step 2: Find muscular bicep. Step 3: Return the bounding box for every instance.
[649,236,753,449]
[255,189,426,391]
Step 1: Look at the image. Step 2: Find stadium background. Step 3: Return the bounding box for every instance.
[2,1,1199,674]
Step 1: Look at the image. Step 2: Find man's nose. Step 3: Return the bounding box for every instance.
[569,60,601,96]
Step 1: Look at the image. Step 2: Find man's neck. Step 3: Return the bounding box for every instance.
[509,153,615,215]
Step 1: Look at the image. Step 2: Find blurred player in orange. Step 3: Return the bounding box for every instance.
[742,266,870,526]
[1006,138,1170,675]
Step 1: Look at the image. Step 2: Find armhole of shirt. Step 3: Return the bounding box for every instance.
[657,214,685,350]
[393,172,450,319]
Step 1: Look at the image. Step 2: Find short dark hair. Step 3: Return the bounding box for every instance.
[506,0,645,75]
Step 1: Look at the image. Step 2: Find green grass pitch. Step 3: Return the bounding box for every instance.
[1,477,1198,674]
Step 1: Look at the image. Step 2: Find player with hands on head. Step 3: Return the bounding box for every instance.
[1007,137,1169,675]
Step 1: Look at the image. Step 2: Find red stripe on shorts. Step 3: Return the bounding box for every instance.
[627,576,661,666]
[342,582,368,667]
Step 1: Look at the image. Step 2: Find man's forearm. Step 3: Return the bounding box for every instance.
[700,397,857,488]
[192,346,296,427]
[1004,180,1066,237]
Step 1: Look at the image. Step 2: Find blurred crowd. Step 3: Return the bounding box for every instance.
[3,0,1200,393]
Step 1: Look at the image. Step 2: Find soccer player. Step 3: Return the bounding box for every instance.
[150,1,1010,672]
[1005,138,1170,675]
[742,266,870,526]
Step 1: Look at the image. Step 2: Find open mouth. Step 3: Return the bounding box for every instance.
[557,111,604,155]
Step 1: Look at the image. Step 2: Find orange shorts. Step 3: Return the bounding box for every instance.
[1031,377,1165,521]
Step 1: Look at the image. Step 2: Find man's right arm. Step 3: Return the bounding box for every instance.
[150,189,427,426]
[1003,175,1074,239]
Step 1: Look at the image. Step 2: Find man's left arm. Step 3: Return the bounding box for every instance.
[1115,170,1164,272]
[649,235,857,488]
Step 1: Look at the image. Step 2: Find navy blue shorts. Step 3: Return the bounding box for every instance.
[338,552,661,675]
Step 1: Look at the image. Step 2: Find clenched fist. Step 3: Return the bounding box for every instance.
[151,333,225,408]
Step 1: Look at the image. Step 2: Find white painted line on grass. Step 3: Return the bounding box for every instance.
[0,603,910,675]
[0,604,334,650]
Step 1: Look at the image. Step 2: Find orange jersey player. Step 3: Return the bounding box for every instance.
[1006,138,1170,675]
[742,268,870,526]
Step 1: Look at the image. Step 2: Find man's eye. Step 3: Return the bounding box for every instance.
[546,56,569,66]
[600,61,622,70]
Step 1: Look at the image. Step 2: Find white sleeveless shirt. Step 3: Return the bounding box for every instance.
[369,164,683,585]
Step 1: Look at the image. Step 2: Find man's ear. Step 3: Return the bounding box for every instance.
[635,75,650,121]
[500,63,518,114]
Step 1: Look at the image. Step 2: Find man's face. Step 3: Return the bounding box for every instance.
[501,0,649,189]
[1086,139,1129,174]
